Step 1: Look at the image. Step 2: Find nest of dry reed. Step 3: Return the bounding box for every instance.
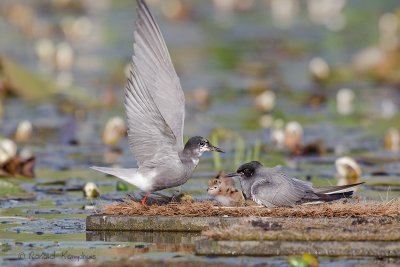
[103,198,400,218]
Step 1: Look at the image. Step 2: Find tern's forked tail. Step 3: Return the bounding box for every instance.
[90,166,138,185]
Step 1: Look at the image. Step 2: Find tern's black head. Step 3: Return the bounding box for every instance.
[184,136,224,156]
[236,161,263,178]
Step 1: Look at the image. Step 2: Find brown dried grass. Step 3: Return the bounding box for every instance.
[103,198,400,218]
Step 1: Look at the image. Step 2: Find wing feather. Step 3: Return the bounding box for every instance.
[251,168,317,207]
[133,0,185,150]
[125,65,177,166]
[124,0,186,165]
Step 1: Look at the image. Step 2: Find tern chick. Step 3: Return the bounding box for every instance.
[207,184,245,207]
[91,0,223,205]
[207,170,236,188]
[228,161,363,208]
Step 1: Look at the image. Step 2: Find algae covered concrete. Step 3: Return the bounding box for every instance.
[202,216,400,241]
[195,239,400,257]
[87,215,400,234]
[196,216,400,257]
[86,230,201,243]
[86,214,249,232]
[87,215,400,257]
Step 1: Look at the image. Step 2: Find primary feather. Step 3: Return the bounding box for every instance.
[133,0,185,151]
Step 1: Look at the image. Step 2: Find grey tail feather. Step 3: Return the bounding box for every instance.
[90,166,137,179]
[313,182,364,194]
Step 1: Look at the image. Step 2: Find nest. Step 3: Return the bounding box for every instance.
[103,198,400,218]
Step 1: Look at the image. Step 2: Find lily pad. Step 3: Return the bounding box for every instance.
[0,180,36,201]
[0,56,96,105]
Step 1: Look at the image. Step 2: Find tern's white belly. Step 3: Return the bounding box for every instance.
[133,170,157,192]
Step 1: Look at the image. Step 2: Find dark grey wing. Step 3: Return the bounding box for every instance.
[251,167,317,207]
[125,65,178,166]
[133,0,185,150]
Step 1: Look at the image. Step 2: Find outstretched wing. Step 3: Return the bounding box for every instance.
[251,168,317,207]
[125,65,177,166]
[133,0,185,150]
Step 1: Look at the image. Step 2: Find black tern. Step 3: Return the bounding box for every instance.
[91,0,223,205]
[227,161,363,208]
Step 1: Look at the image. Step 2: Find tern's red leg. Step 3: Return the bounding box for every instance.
[141,192,150,205]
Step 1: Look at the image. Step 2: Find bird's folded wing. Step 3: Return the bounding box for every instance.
[125,65,177,166]
[133,0,185,150]
[251,169,316,207]
[313,182,364,194]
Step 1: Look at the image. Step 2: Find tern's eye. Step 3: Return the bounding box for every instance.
[200,141,206,147]
[243,169,253,177]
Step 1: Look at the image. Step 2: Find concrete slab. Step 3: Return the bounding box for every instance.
[86,214,249,232]
[86,215,400,257]
[86,230,201,243]
[195,239,400,257]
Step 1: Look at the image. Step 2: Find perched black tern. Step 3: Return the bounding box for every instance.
[227,161,363,208]
[91,0,223,204]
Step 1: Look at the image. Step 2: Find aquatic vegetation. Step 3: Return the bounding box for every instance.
[192,87,211,110]
[233,136,245,166]
[116,181,129,192]
[335,156,362,186]
[102,116,127,146]
[384,127,400,152]
[254,90,275,112]
[336,88,355,116]
[0,138,35,178]
[210,132,222,171]
[288,254,318,267]
[309,57,330,84]
[211,45,240,69]
[0,57,53,101]
[83,182,100,199]
[0,180,25,197]
[0,138,17,165]
[211,130,262,171]
[284,121,303,151]
[0,57,95,104]
[14,120,33,143]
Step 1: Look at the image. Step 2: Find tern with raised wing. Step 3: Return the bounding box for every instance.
[91,0,223,204]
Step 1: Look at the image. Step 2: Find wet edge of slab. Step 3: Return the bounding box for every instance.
[195,239,400,257]
[86,214,400,232]
[86,214,248,232]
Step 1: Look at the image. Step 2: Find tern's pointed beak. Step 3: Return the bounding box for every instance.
[226,172,239,177]
[209,145,224,153]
